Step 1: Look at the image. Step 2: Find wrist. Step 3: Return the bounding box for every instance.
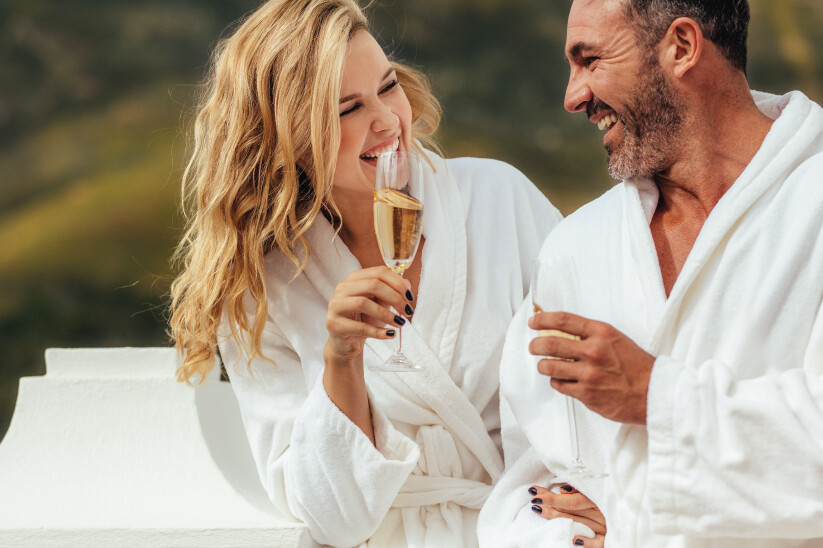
[323,342,362,370]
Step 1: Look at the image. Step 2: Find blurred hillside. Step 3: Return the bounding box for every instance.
[1,0,822,440]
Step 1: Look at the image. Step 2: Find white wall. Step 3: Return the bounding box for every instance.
[0,347,316,548]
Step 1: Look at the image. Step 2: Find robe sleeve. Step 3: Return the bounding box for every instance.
[479,298,597,547]
[643,304,823,538]
[220,315,420,547]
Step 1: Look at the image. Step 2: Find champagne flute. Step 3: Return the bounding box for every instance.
[531,258,607,479]
[370,150,424,371]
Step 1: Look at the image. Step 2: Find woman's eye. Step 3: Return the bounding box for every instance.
[380,80,399,94]
[340,103,360,117]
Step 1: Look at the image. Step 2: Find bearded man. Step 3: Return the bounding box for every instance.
[479,0,823,547]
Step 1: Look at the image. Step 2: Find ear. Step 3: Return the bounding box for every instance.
[659,17,703,79]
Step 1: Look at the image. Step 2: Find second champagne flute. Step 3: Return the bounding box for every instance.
[371,150,424,371]
[531,258,607,479]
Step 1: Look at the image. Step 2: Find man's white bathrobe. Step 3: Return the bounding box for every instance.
[219,153,561,547]
[479,90,823,547]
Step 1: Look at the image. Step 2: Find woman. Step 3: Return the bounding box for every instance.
[170,0,565,545]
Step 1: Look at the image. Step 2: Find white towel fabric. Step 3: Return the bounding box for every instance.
[479,90,823,547]
[219,151,562,547]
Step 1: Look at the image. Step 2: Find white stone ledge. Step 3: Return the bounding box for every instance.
[0,348,317,548]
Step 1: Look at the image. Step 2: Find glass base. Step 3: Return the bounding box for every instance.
[566,464,608,480]
[369,352,423,372]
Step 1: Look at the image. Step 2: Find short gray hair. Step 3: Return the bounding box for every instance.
[624,0,750,72]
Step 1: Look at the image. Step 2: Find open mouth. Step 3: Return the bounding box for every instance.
[360,138,400,162]
[597,113,619,132]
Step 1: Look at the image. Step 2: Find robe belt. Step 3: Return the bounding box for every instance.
[391,475,491,509]
[391,424,492,510]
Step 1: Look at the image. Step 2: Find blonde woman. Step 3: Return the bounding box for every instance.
[170,0,562,546]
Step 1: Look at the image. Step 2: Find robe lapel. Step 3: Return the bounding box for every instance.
[295,154,501,481]
[366,154,502,481]
[650,92,823,355]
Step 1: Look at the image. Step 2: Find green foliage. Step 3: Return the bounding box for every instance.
[1,0,821,441]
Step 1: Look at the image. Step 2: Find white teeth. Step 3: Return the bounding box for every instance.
[597,113,618,131]
[361,138,400,159]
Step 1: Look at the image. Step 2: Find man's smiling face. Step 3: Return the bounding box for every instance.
[564,0,683,180]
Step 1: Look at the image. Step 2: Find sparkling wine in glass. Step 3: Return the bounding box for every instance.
[531,258,607,479]
[371,151,424,371]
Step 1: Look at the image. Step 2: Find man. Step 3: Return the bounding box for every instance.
[479,0,823,546]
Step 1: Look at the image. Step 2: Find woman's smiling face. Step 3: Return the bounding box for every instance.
[332,30,412,197]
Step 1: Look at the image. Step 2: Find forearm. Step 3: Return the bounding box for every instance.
[323,346,375,445]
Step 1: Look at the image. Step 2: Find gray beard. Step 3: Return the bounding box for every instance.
[606,61,683,181]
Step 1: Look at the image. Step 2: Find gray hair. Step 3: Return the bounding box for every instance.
[624,0,750,72]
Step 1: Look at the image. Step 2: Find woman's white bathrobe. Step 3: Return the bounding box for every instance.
[479,90,823,547]
[219,154,561,547]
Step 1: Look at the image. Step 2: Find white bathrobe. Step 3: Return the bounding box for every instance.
[219,153,562,548]
[479,90,823,547]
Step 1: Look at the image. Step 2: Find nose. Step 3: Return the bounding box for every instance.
[370,100,399,134]
[564,67,592,114]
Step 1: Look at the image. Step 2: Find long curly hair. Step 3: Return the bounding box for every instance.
[170,0,441,383]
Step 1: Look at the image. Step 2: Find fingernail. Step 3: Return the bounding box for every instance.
[406,289,414,301]
[530,498,543,504]
[386,330,396,337]
[561,485,573,492]
[575,540,585,546]
[531,504,542,514]
[528,487,538,496]
[394,315,406,326]
[405,304,414,315]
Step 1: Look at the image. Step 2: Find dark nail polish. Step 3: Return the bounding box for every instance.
[528,487,538,496]
[386,330,396,337]
[530,498,543,504]
[406,289,414,301]
[561,485,573,492]
[394,315,406,326]
[531,504,542,514]
[405,304,414,315]
[575,540,585,546]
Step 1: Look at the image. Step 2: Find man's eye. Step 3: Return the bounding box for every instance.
[380,80,399,94]
[584,57,599,68]
[340,103,360,116]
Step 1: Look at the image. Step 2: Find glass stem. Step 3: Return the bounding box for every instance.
[396,271,405,356]
[566,395,583,465]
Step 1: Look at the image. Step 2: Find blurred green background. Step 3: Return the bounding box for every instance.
[1,0,821,441]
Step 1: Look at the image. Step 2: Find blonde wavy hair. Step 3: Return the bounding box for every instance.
[170,0,441,383]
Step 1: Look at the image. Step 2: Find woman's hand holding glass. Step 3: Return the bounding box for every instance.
[324,266,413,362]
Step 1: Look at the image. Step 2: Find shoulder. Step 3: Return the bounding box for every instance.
[441,156,560,220]
[443,157,539,197]
[540,183,623,253]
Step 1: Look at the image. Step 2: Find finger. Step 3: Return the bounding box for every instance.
[528,311,596,339]
[528,484,578,498]
[573,534,605,547]
[336,278,411,318]
[345,267,414,301]
[530,335,580,360]
[329,295,406,328]
[534,489,598,513]
[326,316,396,341]
[531,505,606,534]
[529,483,580,500]
[537,358,585,382]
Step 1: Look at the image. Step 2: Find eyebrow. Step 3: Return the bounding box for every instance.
[566,41,595,61]
[339,68,396,104]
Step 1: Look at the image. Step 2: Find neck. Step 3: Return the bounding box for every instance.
[654,85,773,214]
[332,188,384,268]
